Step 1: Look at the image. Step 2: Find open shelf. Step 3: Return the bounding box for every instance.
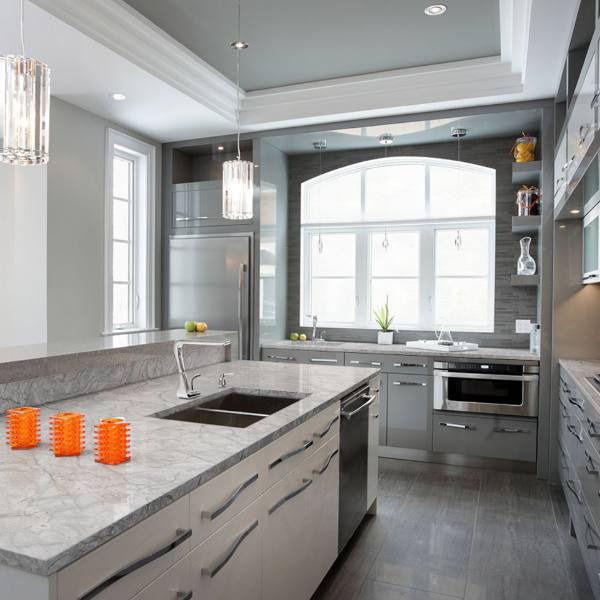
[511,274,540,287]
[512,216,541,233]
[512,161,541,185]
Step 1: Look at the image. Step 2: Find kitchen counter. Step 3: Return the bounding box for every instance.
[0,360,377,576]
[559,358,600,411]
[262,340,539,364]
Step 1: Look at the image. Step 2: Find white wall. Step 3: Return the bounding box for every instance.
[0,164,47,347]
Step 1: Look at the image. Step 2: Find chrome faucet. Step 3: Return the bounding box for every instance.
[174,340,232,399]
[312,315,318,341]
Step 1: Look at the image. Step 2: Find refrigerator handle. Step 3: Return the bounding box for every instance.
[238,263,248,360]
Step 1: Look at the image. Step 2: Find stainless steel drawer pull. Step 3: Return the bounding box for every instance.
[568,396,585,411]
[177,592,193,600]
[560,377,571,394]
[314,415,339,439]
[268,478,313,515]
[559,401,569,419]
[310,358,338,363]
[175,216,209,221]
[558,444,569,470]
[312,449,339,476]
[201,519,258,578]
[266,355,296,361]
[341,394,376,419]
[393,362,427,368]
[567,424,583,443]
[349,360,382,366]
[78,528,192,600]
[269,440,314,469]
[584,515,600,550]
[439,422,474,430]
[392,381,427,387]
[201,473,259,521]
[585,450,599,475]
[493,427,531,434]
[591,91,600,108]
[588,418,600,438]
[565,479,583,505]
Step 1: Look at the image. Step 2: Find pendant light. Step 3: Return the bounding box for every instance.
[313,140,327,253]
[451,127,466,251]
[378,133,394,250]
[222,0,253,220]
[0,0,51,165]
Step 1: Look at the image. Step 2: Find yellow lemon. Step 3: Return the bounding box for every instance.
[195,322,208,332]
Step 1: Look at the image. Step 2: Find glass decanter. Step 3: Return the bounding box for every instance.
[517,236,536,275]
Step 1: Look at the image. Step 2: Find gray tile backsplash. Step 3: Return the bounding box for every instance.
[286,136,538,348]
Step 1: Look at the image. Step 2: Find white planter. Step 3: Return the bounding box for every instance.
[377,331,393,345]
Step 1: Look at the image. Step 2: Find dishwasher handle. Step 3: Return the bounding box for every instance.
[341,394,376,420]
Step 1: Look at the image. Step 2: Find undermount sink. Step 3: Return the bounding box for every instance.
[154,390,307,428]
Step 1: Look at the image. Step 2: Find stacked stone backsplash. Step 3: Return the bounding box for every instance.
[286,136,538,348]
[0,333,237,412]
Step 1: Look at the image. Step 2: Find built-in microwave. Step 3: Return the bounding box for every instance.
[583,202,600,284]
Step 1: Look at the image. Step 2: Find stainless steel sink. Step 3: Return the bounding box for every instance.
[153,390,307,428]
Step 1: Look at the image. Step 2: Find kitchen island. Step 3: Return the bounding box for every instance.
[0,359,378,600]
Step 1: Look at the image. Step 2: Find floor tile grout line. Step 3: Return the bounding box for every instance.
[462,472,483,600]
[362,576,465,599]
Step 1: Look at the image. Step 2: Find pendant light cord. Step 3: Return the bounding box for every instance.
[20,0,26,56]
[235,0,242,161]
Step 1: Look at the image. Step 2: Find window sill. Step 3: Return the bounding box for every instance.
[102,327,160,337]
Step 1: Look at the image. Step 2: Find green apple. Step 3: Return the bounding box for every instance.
[290,332,299,341]
[184,320,196,332]
[299,333,307,341]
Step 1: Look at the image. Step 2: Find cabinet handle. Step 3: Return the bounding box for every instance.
[584,514,600,550]
[269,440,313,469]
[393,362,427,368]
[313,415,339,439]
[392,381,427,387]
[266,355,296,361]
[310,358,338,363]
[558,443,569,470]
[341,394,376,419]
[349,360,382,366]
[586,450,600,475]
[493,427,531,434]
[568,395,585,411]
[588,418,600,438]
[439,422,474,430]
[312,449,339,475]
[201,473,259,521]
[372,413,380,419]
[567,424,583,443]
[175,216,209,221]
[579,124,593,146]
[201,520,258,578]
[560,401,569,419]
[562,158,574,172]
[591,91,600,108]
[560,377,571,394]
[177,593,193,600]
[565,479,583,505]
[583,274,600,281]
[78,528,192,600]
[268,478,313,515]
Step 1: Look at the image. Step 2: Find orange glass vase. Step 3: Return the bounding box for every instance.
[6,407,41,449]
[50,412,85,457]
[94,418,131,465]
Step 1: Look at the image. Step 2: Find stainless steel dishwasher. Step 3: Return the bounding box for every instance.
[338,383,375,552]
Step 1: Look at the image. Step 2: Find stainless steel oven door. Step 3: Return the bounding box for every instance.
[433,370,539,417]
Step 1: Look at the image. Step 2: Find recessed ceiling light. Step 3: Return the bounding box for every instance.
[111,93,126,101]
[378,133,394,145]
[217,145,225,151]
[559,224,567,229]
[230,40,249,50]
[570,209,581,214]
[424,4,447,16]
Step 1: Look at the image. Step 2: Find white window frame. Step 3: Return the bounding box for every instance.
[104,129,157,334]
[300,157,496,333]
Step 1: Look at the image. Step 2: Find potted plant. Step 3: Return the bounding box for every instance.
[373,300,394,345]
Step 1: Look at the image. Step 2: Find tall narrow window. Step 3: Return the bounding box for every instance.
[104,130,156,334]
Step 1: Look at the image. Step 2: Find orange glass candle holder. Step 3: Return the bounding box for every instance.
[94,418,131,465]
[6,407,41,449]
[50,412,85,457]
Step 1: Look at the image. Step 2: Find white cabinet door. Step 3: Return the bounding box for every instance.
[367,382,380,512]
[189,499,261,600]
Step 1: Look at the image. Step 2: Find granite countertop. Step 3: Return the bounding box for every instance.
[261,340,539,364]
[559,359,600,412]
[0,360,377,577]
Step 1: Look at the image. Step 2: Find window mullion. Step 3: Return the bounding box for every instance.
[420,227,434,330]
[356,229,369,327]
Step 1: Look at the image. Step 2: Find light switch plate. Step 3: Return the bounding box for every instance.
[515,319,532,334]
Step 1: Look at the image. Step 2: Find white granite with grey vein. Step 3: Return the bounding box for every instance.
[0,360,377,577]
[262,340,539,363]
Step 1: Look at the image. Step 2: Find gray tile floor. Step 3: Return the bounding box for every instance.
[312,458,594,600]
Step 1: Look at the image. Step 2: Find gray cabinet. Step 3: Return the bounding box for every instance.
[386,373,432,451]
[261,348,344,365]
[379,373,388,446]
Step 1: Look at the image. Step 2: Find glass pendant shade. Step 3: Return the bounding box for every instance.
[223,158,253,219]
[0,55,50,165]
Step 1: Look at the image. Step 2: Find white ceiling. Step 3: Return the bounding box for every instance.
[0,0,579,143]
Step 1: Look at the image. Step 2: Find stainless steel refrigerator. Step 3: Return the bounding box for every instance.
[167,233,251,359]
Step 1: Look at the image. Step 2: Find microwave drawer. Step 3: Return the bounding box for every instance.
[432,413,537,463]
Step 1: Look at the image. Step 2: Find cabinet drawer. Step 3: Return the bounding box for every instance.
[571,493,600,600]
[58,496,191,600]
[261,348,343,365]
[190,498,261,600]
[387,374,432,451]
[307,402,340,451]
[190,451,263,548]
[432,413,537,462]
[345,353,385,369]
[130,555,191,600]
[386,356,431,375]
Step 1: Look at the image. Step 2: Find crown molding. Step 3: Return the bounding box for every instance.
[500,0,533,81]
[30,0,239,123]
[242,57,523,128]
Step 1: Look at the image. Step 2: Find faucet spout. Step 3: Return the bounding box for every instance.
[174,340,232,399]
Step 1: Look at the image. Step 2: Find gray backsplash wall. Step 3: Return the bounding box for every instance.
[286,136,538,348]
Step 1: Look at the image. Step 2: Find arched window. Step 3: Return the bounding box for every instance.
[300,157,496,332]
